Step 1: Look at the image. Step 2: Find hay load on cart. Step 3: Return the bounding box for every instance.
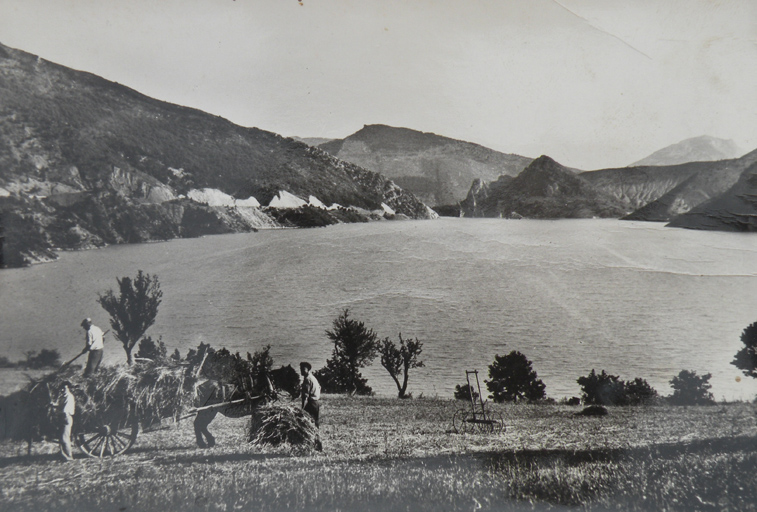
[3,358,198,457]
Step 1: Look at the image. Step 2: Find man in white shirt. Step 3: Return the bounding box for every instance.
[299,362,321,427]
[58,381,75,461]
[81,318,104,376]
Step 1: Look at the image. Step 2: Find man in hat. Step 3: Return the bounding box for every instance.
[81,318,104,376]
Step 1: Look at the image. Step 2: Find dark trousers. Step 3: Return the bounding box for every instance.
[304,399,320,427]
[83,349,103,376]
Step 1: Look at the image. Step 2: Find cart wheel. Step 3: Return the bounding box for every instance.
[76,418,138,458]
[453,409,470,434]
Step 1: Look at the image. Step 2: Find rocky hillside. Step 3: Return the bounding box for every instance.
[460,156,628,219]
[631,136,743,167]
[667,161,757,231]
[319,125,533,206]
[621,149,757,222]
[0,43,435,267]
[579,161,719,215]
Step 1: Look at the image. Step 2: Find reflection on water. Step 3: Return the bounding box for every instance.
[1,218,756,400]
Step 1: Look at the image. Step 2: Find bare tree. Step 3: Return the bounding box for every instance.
[378,334,424,398]
[98,270,162,365]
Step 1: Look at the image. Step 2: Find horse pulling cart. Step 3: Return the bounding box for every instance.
[70,380,275,458]
[452,370,504,434]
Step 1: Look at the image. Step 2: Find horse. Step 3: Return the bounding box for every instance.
[192,366,301,448]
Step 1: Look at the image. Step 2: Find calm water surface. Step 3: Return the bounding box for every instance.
[1,218,756,400]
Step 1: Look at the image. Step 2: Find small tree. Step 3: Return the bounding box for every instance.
[454,384,479,401]
[135,336,168,363]
[732,321,757,379]
[486,351,546,403]
[577,370,626,405]
[315,309,378,395]
[378,333,424,398]
[98,270,163,365]
[669,370,715,405]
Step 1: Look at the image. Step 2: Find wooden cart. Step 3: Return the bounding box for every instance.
[72,396,254,458]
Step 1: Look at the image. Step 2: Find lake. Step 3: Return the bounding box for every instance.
[1,218,756,400]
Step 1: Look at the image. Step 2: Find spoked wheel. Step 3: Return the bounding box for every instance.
[453,409,470,434]
[76,417,139,458]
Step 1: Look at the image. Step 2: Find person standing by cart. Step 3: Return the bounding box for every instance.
[58,381,75,461]
[299,362,321,427]
[81,318,104,376]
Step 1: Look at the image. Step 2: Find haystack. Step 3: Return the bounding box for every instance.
[248,404,320,449]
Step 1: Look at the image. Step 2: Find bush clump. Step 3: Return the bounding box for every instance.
[577,370,658,406]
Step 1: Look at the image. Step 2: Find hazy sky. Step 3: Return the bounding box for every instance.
[1,0,755,169]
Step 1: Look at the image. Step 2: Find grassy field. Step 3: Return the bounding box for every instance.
[0,396,755,511]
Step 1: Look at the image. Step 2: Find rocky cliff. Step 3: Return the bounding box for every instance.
[667,161,757,231]
[616,150,757,221]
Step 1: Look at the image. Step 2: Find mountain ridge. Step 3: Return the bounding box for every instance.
[319,124,533,206]
[0,43,434,267]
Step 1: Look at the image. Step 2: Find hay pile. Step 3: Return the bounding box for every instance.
[1,360,198,442]
[248,404,320,449]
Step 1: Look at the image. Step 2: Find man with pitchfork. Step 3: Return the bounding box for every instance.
[80,318,104,376]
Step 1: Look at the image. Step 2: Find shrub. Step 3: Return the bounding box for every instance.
[486,351,546,403]
[577,371,658,406]
[315,309,378,395]
[732,321,757,379]
[135,336,168,363]
[669,370,715,405]
[624,377,658,405]
[577,370,626,405]
[21,349,61,369]
[182,342,286,397]
[454,384,479,401]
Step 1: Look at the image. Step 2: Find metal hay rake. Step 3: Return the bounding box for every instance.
[452,370,504,434]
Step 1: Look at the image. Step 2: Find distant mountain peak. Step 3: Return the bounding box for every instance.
[461,154,627,219]
[632,136,742,167]
[319,124,532,206]
[512,155,587,196]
